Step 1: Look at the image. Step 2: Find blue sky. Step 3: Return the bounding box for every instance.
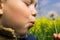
[36,0,60,17]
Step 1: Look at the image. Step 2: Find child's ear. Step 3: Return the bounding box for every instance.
[0,9,3,15]
[0,3,3,16]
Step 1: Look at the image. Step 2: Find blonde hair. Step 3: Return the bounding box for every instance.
[0,0,1,9]
[32,0,37,4]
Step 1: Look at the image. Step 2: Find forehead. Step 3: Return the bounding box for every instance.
[1,0,37,4]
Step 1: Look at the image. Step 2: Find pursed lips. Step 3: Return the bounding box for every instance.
[28,20,35,29]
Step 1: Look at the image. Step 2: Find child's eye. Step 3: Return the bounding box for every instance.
[35,3,37,7]
[24,2,31,6]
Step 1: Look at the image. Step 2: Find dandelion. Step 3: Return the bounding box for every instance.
[46,11,58,20]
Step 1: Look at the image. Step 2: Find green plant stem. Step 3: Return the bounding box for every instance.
[54,21,58,34]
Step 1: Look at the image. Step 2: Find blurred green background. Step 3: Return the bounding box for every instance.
[29,16,60,40]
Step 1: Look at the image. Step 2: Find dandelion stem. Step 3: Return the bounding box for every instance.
[54,21,58,33]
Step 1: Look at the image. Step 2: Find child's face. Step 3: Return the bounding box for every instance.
[2,0,37,35]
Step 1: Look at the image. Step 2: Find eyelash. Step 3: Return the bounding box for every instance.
[24,2,31,6]
[24,2,37,7]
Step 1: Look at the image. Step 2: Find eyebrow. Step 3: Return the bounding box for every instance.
[31,0,37,7]
[23,0,37,7]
